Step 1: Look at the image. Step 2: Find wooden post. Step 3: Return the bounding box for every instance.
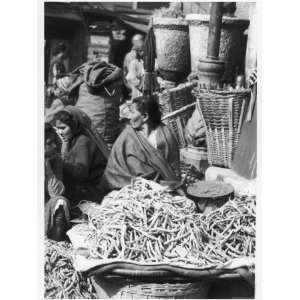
[207,2,224,60]
[197,2,225,87]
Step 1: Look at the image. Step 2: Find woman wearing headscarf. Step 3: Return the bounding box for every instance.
[53,106,109,204]
[101,95,181,193]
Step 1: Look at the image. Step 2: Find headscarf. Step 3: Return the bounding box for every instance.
[62,106,110,160]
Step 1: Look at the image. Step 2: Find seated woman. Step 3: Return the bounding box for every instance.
[44,123,70,241]
[53,106,109,204]
[101,95,181,192]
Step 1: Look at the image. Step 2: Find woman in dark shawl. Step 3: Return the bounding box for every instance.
[53,106,109,204]
[101,95,181,192]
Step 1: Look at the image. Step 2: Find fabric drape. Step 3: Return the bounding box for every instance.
[101,124,180,192]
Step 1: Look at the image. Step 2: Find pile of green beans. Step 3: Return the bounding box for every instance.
[44,239,97,299]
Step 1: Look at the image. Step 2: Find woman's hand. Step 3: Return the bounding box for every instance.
[54,126,69,143]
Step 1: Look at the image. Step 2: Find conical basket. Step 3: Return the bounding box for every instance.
[194,88,251,168]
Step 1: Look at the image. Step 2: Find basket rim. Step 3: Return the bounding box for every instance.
[153,17,188,26]
[86,259,242,279]
[194,88,251,97]
[97,272,241,282]
[161,102,195,121]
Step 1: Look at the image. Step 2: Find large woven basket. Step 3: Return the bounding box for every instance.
[158,82,197,115]
[162,103,196,148]
[116,281,209,299]
[186,14,249,83]
[92,276,210,299]
[153,18,191,82]
[157,82,197,148]
[194,89,251,168]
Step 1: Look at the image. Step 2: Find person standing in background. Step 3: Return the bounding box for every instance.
[123,34,144,78]
[126,44,145,99]
[123,34,144,100]
[48,42,67,86]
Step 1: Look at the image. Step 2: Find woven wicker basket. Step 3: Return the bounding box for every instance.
[162,103,196,148]
[158,82,197,115]
[186,14,249,82]
[153,17,191,82]
[116,281,209,299]
[93,276,210,299]
[194,89,251,168]
[157,82,197,148]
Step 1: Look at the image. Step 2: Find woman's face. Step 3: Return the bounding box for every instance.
[55,120,72,142]
[130,104,147,129]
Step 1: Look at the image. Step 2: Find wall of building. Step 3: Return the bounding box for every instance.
[232,2,257,179]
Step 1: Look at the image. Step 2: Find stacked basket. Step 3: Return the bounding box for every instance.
[153,17,191,83]
[158,82,197,148]
[194,88,251,168]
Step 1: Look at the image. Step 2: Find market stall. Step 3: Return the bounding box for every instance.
[44,2,256,299]
[44,177,255,299]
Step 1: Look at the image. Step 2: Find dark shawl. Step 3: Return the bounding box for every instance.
[63,106,110,160]
[101,124,180,192]
[61,106,109,203]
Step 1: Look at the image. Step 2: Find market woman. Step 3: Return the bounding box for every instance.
[101,95,181,192]
[53,106,109,204]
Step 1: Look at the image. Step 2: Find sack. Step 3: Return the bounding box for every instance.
[76,81,122,149]
[74,61,123,149]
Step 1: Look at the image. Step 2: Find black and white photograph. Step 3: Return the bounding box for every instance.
[43,1,257,299]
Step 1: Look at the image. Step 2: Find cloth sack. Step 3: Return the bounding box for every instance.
[72,60,123,148]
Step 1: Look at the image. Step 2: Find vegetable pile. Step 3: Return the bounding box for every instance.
[196,194,256,262]
[79,178,255,269]
[44,238,97,299]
